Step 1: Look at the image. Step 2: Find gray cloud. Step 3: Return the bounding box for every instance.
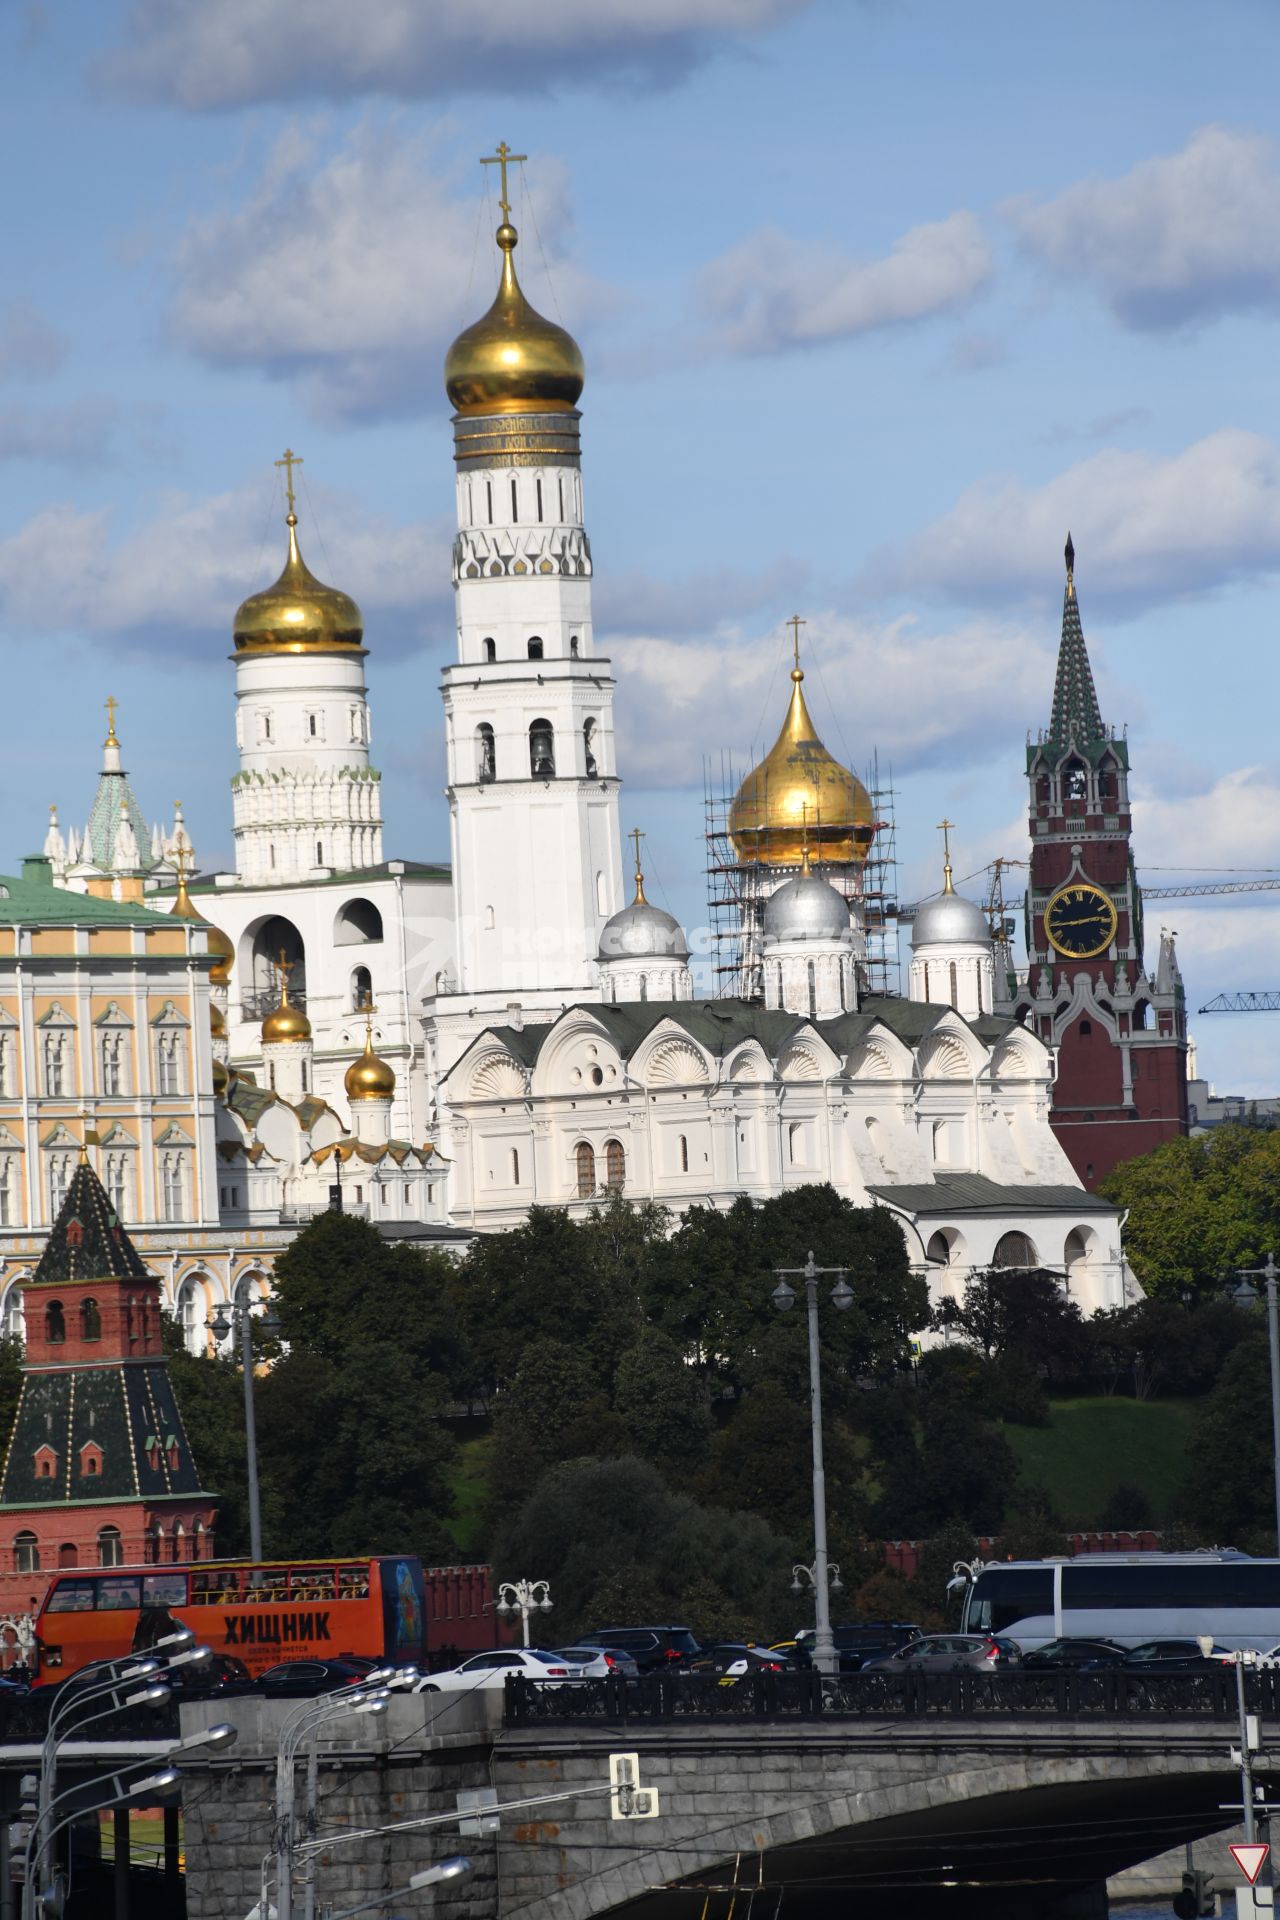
[0,398,116,466]
[864,428,1280,612]
[0,480,452,661]
[698,210,991,355]
[100,0,808,108]
[1008,126,1280,331]
[0,300,68,382]
[167,121,612,422]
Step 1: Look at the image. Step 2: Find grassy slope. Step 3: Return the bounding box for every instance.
[1006,1396,1195,1527]
[444,1431,495,1555]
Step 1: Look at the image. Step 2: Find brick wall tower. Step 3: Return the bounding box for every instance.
[1016,537,1188,1189]
[0,1157,216,1619]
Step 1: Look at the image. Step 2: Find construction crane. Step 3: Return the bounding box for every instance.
[1199,992,1280,1013]
[1144,878,1280,901]
[899,866,1280,921]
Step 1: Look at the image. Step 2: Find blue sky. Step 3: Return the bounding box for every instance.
[2,0,1279,1092]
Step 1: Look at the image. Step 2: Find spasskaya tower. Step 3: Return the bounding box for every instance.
[1007,537,1188,1189]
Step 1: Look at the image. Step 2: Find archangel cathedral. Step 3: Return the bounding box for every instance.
[5,154,1148,1338]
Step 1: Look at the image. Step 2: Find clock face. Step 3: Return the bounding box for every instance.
[1044,881,1118,960]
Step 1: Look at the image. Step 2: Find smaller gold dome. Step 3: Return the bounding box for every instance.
[211,1055,229,1097]
[234,511,364,656]
[729,665,876,868]
[345,1017,396,1102]
[261,970,312,1046]
[169,867,234,987]
[445,222,584,416]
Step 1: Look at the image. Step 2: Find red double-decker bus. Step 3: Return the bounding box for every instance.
[31,1556,494,1683]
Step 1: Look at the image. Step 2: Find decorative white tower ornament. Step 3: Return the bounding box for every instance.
[908,819,996,1018]
[437,144,624,1002]
[230,449,383,885]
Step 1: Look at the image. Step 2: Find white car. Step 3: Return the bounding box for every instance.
[414,1648,587,1691]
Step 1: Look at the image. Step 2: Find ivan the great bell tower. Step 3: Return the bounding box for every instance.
[1010,538,1188,1190]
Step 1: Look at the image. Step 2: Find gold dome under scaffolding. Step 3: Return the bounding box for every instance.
[234,450,364,656]
[729,626,876,868]
[445,144,584,417]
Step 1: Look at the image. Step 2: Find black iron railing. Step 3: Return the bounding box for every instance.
[505,1667,1280,1725]
[0,1694,182,1743]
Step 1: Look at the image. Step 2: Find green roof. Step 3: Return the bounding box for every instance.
[0,867,179,929]
[32,1161,151,1287]
[869,1174,1117,1216]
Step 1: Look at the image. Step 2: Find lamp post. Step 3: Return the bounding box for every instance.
[210,1297,281,1562]
[496,1579,552,1648]
[771,1252,854,1678]
[1229,1253,1280,1555]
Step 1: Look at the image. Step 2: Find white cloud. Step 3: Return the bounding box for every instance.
[865,428,1280,610]
[0,299,67,382]
[0,482,452,659]
[167,121,610,421]
[611,610,1053,789]
[1133,765,1280,875]
[698,211,991,354]
[100,0,807,108]
[1009,125,1280,331]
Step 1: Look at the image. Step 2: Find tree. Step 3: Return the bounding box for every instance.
[699,1380,867,1546]
[612,1330,713,1474]
[1088,1298,1251,1400]
[487,1338,626,1515]
[933,1267,1090,1382]
[162,1317,251,1556]
[1179,1333,1277,1548]
[1101,1126,1280,1300]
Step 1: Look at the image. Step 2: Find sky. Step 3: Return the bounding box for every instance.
[1,0,1278,1093]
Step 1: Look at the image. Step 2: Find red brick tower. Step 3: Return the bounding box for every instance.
[1015,537,1188,1189]
[0,1157,216,1618]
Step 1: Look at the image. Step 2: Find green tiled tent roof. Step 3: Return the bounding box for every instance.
[31,1160,150,1287]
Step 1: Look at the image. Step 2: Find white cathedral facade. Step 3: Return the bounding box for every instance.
[39,173,1132,1327]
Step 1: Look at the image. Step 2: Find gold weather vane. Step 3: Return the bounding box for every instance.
[629,826,648,903]
[275,448,303,517]
[480,141,528,222]
[937,817,956,894]
[787,613,806,675]
[104,695,119,744]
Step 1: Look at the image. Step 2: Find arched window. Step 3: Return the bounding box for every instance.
[575,1142,596,1199]
[13,1532,38,1573]
[156,1031,181,1096]
[949,961,958,1008]
[510,1148,520,1186]
[58,1543,77,1568]
[43,1032,66,1097]
[527,637,544,660]
[253,922,306,1003]
[97,1526,123,1568]
[49,1155,73,1218]
[101,1031,123,1096]
[316,840,325,866]
[992,1231,1038,1270]
[476,723,496,784]
[604,1139,625,1192]
[1064,761,1087,801]
[161,1155,184,1223]
[145,1524,163,1566]
[335,899,384,945]
[678,1134,689,1174]
[570,635,580,657]
[2,1286,25,1346]
[583,718,598,776]
[177,1277,205,1356]
[926,1230,954,1267]
[80,1298,100,1343]
[529,720,555,776]
[351,966,372,1011]
[807,961,816,1018]
[46,1301,65,1345]
[483,638,496,662]
[0,1157,15,1228]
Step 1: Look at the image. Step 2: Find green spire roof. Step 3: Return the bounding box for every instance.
[1046,532,1106,754]
[31,1159,151,1287]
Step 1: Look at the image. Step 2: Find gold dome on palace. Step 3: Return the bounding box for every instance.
[445,221,584,416]
[345,1021,396,1101]
[261,977,312,1046]
[729,668,876,867]
[234,512,364,656]
[169,868,234,987]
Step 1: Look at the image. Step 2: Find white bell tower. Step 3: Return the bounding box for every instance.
[439,147,623,1001]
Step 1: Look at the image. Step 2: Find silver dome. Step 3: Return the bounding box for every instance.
[910,887,991,949]
[599,898,689,962]
[763,871,851,944]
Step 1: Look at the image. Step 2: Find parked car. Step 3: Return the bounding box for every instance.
[167,1654,254,1697]
[862,1634,1022,1674]
[794,1622,924,1673]
[575,1627,702,1673]
[1019,1639,1127,1672]
[414,1648,585,1692]
[254,1658,373,1696]
[685,1644,790,1678]
[1121,1640,1234,1673]
[553,1645,640,1678]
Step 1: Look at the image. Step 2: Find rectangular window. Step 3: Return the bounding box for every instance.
[162,1157,184,1223]
[156,1036,181,1096]
[44,1035,65,1097]
[142,1573,188,1608]
[0,1033,10,1096]
[0,1160,13,1228]
[46,1580,97,1614]
[97,1575,141,1609]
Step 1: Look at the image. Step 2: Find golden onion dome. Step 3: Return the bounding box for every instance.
[233,507,364,656]
[344,1016,396,1102]
[445,220,584,416]
[169,866,234,987]
[729,664,876,867]
[261,970,312,1046]
[211,1055,229,1097]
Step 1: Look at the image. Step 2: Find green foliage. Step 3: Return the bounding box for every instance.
[1179,1334,1277,1547]
[0,1336,26,1465]
[933,1267,1090,1381]
[1100,1126,1280,1299]
[1005,1395,1195,1528]
[612,1330,713,1472]
[1088,1298,1250,1399]
[162,1316,250,1556]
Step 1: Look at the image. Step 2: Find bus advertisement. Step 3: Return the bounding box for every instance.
[32,1556,492,1684]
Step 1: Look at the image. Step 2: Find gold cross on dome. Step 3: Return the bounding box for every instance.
[480,141,527,223]
[275,447,303,516]
[786,613,806,670]
[276,950,294,990]
[629,826,645,878]
[936,818,955,863]
[104,695,119,743]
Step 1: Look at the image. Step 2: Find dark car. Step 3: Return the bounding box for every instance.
[863,1633,1022,1673]
[686,1644,790,1678]
[577,1627,701,1673]
[254,1658,374,1696]
[166,1654,254,1698]
[1121,1640,1234,1673]
[1019,1639,1127,1671]
[795,1622,924,1673]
